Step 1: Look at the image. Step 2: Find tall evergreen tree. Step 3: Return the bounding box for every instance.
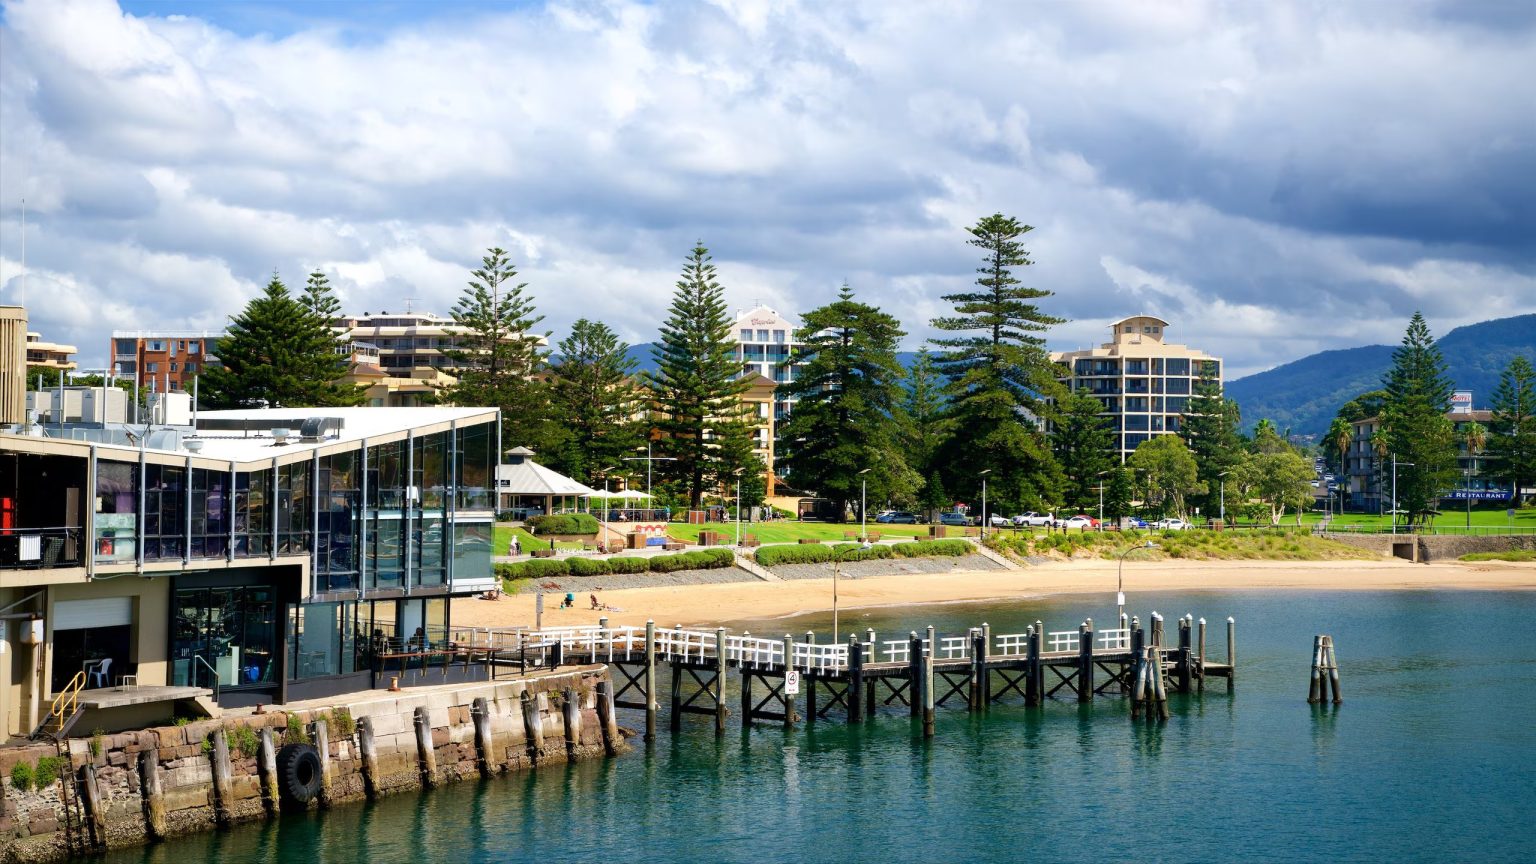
[645,243,755,509]
[1179,370,1242,514]
[442,248,561,455]
[1379,312,1457,525]
[895,349,953,497]
[930,213,1065,512]
[202,275,361,408]
[1128,434,1203,518]
[1103,466,1134,520]
[1487,355,1536,505]
[1051,389,1115,512]
[546,319,645,487]
[777,284,918,522]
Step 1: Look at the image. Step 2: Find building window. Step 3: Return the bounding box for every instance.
[172,586,277,688]
[1123,326,1132,334]
[148,341,165,352]
[185,362,196,373]
[143,464,186,561]
[188,468,229,560]
[1166,358,1191,376]
[189,342,200,354]
[757,329,770,342]
[94,461,138,564]
[774,330,786,343]
[170,362,178,372]
[146,362,159,373]
[740,329,752,341]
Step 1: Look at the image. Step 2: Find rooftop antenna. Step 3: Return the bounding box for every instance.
[404,297,417,314]
[19,197,25,307]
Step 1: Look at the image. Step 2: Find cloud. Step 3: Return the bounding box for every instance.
[0,0,1531,381]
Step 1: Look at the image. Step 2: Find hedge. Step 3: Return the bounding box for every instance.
[753,543,894,567]
[496,547,737,581]
[526,513,601,535]
[891,539,971,557]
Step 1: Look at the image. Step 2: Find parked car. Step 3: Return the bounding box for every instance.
[939,512,971,527]
[1126,517,1149,529]
[1013,512,1053,527]
[1060,514,1097,529]
[1154,517,1191,530]
[988,514,1012,528]
[876,511,919,524]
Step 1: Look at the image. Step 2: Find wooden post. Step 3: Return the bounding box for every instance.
[1177,615,1192,694]
[1227,617,1236,692]
[472,696,496,775]
[1308,635,1323,704]
[210,728,234,824]
[1326,636,1343,704]
[1197,617,1207,694]
[714,627,728,735]
[563,687,581,760]
[596,680,620,755]
[922,628,935,738]
[521,690,544,764]
[414,705,438,788]
[257,726,279,811]
[968,629,985,712]
[741,666,755,729]
[357,716,381,799]
[848,634,864,724]
[908,632,923,718]
[644,620,657,742]
[804,630,816,725]
[1077,621,1094,702]
[782,634,797,727]
[1024,625,1039,706]
[309,718,332,808]
[79,764,106,847]
[980,622,992,705]
[1152,647,1170,721]
[1129,618,1145,717]
[139,749,167,840]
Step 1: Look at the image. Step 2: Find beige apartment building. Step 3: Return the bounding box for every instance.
[24,331,76,373]
[1052,315,1223,460]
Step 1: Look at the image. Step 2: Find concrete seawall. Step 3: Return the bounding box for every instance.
[0,666,624,863]
[1323,532,1536,563]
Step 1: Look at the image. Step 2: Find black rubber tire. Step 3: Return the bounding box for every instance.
[275,743,323,804]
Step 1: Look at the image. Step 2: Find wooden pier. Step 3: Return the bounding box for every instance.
[450,611,1236,736]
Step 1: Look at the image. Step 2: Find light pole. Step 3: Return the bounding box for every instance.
[1391,457,1414,534]
[858,467,872,542]
[979,469,992,541]
[734,468,744,547]
[1095,469,1111,526]
[1218,470,1230,524]
[1465,464,1472,529]
[832,541,872,643]
[623,442,675,498]
[1116,540,1158,622]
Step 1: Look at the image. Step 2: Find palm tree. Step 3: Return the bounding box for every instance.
[1370,431,1390,515]
[1463,421,1487,460]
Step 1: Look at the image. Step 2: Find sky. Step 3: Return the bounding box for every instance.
[1,0,1532,378]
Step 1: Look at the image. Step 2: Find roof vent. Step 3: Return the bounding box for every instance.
[300,417,343,441]
[271,428,292,444]
[185,438,204,453]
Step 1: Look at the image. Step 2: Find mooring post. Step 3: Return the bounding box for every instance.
[715,627,728,735]
[1308,635,1323,704]
[1177,615,1192,694]
[257,726,279,811]
[1024,625,1039,706]
[596,680,620,755]
[208,728,234,824]
[806,631,817,724]
[968,628,985,712]
[1326,636,1342,704]
[922,626,936,738]
[521,690,544,765]
[79,763,106,846]
[669,658,683,733]
[908,631,923,718]
[473,696,496,775]
[1197,617,1207,693]
[357,716,381,799]
[1152,647,1170,721]
[783,634,797,727]
[563,687,581,759]
[1227,617,1237,692]
[644,620,657,741]
[864,629,877,717]
[415,705,438,788]
[1129,618,1145,717]
[848,633,865,724]
[1031,620,1045,705]
[741,663,755,729]
[139,748,167,840]
[1077,620,1094,703]
[310,717,332,808]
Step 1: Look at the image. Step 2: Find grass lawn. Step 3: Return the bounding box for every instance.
[1459,549,1536,562]
[1294,507,1536,531]
[493,525,586,554]
[663,520,932,545]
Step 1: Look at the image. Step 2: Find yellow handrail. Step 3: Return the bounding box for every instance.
[50,672,85,731]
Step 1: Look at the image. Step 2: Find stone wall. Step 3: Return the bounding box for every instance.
[1322,532,1536,563]
[0,666,623,863]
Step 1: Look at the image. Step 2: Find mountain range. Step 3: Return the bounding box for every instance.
[610,314,1535,441]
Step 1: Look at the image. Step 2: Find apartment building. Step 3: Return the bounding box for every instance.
[1051,315,1223,460]
[334,310,546,374]
[732,306,805,423]
[110,330,221,392]
[24,331,76,373]
[1345,390,1509,513]
[1,307,24,424]
[0,406,498,736]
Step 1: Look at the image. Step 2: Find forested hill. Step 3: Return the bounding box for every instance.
[1226,314,1536,439]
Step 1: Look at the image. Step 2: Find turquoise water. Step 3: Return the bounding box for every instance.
[102,590,1536,863]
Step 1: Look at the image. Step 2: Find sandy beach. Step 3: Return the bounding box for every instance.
[453,557,1536,631]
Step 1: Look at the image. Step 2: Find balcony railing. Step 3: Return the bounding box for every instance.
[0,527,84,570]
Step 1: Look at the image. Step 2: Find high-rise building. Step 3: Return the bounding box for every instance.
[1051,315,1223,460]
[731,306,805,422]
[24,331,77,373]
[1,307,26,425]
[110,330,222,392]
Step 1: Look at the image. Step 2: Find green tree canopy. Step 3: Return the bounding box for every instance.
[546,319,645,488]
[645,243,755,509]
[1103,466,1134,520]
[930,213,1065,512]
[202,274,362,409]
[777,283,917,522]
[895,348,953,495]
[1051,389,1115,513]
[1487,355,1536,505]
[1180,372,1244,514]
[1128,434,1203,518]
[1380,312,1457,524]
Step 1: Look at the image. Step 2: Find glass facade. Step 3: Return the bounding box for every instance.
[143,464,185,561]
[276,461,310,555]
[94,461,137,564]
[189,468,229,559]
[315,452,359,592]
[233,469,271,558]
[456,424,495,510]
[172,585,278,688]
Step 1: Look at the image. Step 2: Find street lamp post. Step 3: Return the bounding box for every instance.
[979,469,992,541]
[734,468,744,547]
[1116,540,1158,622]
[1096,470,1111,525]
[858,467,872,542]
[1391,457,1414,535]
[1218,470,1230,524]
[622,442,675,498]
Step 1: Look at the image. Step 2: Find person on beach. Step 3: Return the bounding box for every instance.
[590,593,601,610]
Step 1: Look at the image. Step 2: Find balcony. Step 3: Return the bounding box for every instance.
[0,527,84,571]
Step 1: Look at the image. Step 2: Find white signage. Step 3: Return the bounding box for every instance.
[1451,390,1473,414]
[784,670,801,695]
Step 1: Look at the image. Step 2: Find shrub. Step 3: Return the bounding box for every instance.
[228,723,260,758]
[326,707,357,738]
[891,539,971,558]
[284,714,310,746]
[527,513,600,536]
[89,728,105,758]
[10,761,34,792]
[567,557,611,577]
[607,556,651,574]
[646,548,735,572]
[648,552,695,572]
[34,756,67,785]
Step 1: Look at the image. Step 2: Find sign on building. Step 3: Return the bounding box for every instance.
[1451,390,1473,414]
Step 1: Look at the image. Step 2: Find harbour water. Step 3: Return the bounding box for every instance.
[100,589,1536,863]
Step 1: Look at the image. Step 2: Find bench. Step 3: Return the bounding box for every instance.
[798,538,821,544]
[530,548,557,558]
[663,542,686,552]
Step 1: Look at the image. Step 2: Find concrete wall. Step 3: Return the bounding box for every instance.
[0,666,623,863]
[1323,532,1536,563]
[45,578,171,696]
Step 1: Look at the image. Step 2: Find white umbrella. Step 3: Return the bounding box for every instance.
[607,489,653,500]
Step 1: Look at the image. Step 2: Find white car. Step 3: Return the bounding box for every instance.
[988,514,1012,528]
[1154,518,1191,530]
[1013,512,1053,527]
[1060,515,1096,529]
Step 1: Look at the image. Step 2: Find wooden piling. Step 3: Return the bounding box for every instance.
[309,718,332,808]
[1197,617,1207,693]
[1177,615,1193,694]
[864,630,877,717]
[922,629,935,738]
[740,666,755,729]
[1227,617,1236,692]
[968,629,985,712]
[1077,621,1094,702]
[848,634,864,724]
[138,748,167,840]
[472,696,496,775]
[414,705,438,788]
[521,690,544,764]
[908,632,923,718]
[210,728,234,824]
[644,620,657,741]
[563,687,581,759]
[1325,636,1342,704]
[1152,647,1169,721]
[980,622,992,705]
[804,631,816,725]
[596,680,621,755]
[79,764,106,846]
[1026,624,1041,707]
[357,716,381,798]
[1308,635,1324,704]
[257,726,279,812]
[1129,619,1145,718]
[668,660,683,734]
[782,634,797,727]
[714,627,728,735]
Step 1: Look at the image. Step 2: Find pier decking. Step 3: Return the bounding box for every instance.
[449,611,1236,736]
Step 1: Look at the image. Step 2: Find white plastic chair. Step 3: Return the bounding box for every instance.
[86,657,112,689]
